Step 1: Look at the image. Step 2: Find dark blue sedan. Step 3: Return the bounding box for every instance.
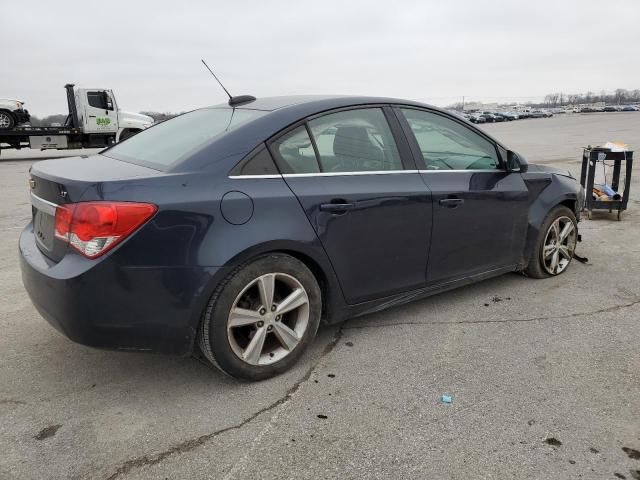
[20,95,584,380]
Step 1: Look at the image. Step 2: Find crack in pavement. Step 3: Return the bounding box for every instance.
[102,327,343,480]
[0,399,27,406]
[343,299,640,330]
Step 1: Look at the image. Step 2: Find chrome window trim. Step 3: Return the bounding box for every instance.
[229,169,506,179]
[228,174,282,179]
[229,170,420,179]
[284,170,419,178]
[418,169,504,173]
[30,192,57,215]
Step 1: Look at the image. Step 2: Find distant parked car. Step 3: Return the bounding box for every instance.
[467,113,486,124]
[501,112,519,121]
[483,112,504,122]
[479,113,496,123]
[621,105,638,112]
[580,107,595,113]
[530,111,545,118]
[603,106,618,112]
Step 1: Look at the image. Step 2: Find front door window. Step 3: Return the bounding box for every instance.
[400,108,500,171]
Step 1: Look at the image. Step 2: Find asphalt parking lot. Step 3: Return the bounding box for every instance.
[1,113,639,480]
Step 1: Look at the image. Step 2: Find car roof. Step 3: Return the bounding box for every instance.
[178,95,506,173]
[208,95,434,113]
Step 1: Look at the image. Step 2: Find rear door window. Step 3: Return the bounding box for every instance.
[308,108,402,172]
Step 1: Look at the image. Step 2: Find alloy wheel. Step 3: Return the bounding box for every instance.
[227,273,310,365]
[0,112,12,129]
[542,216,576,275]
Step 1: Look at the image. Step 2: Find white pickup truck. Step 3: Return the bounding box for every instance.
[0,84,153,155]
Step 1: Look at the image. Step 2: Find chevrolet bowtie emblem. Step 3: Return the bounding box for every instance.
[29,178,36,189]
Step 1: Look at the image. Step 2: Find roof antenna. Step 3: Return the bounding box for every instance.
[201,59,256,107]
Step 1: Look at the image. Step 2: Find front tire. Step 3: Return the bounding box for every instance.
[525,205,578,278]
[198,254,322,381]
[118,129,140,142]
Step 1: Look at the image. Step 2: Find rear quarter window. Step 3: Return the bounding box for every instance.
[102,108,265,170]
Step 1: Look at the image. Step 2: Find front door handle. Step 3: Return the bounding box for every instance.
[320,200,354,214]
[439,198,464,208]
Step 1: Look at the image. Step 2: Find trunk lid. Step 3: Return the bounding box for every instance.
[29,154,163,262]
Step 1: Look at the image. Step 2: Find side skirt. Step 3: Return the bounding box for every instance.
[329,265,519,323]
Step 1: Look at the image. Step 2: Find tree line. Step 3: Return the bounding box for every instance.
[446,88,639,110]
[28,114,68,127]
[29,88,640,126]
[541,88,640,107]
[140,111,181,122]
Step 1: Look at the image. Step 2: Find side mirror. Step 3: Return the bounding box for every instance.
[507,150,528,173]
[104,92,114,111]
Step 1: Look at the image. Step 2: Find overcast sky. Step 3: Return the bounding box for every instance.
[2,0,639,116]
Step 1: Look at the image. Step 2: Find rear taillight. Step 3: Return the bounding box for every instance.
[54,202,157,258]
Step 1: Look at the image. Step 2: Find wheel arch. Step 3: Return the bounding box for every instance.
[187,239,346,351]
[224,242,345,324]
[522,190,580,267]
[557,198,578,217]
[278,248,334,322]
[117,128,142,142]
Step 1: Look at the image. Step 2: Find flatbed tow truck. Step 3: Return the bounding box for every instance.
[0,84,153,157]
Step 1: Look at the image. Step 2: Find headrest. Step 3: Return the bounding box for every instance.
[333,126,381,161]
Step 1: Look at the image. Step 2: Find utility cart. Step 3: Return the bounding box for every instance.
[580,147,633,220]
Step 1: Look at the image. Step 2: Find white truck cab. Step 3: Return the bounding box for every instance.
[74,88,153,141]
[0,84,154,154]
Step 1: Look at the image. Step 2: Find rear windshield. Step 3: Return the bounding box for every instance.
[102,108,265,170]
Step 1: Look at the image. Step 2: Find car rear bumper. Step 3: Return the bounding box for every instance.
[19,223,222,355]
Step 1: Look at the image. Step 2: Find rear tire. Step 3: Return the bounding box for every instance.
[198,254,322,381]
[525,205,577,279]
[0,111,15,130]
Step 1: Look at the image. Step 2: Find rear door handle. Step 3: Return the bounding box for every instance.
[439,198,464,208]
[320,201,354,214]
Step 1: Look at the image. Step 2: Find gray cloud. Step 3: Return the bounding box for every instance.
[2,0,638,116]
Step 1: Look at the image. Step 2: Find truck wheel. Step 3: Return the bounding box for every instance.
[119,129,140,142]
[0,111,15,130]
